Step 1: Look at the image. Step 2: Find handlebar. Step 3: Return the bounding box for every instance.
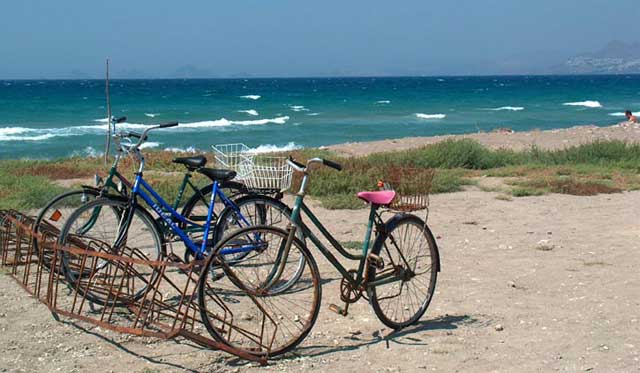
[287,156,342,173]
[322,158,343,171]
[159,121,179,128]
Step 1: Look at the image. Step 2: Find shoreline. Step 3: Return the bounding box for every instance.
[326,122,640,156]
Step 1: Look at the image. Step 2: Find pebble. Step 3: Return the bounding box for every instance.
[507,280,516,288]
[494,324,504,331]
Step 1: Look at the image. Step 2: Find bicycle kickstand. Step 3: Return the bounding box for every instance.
[329,302,350,317]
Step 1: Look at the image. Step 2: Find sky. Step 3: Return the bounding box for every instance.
[0,0,638,79]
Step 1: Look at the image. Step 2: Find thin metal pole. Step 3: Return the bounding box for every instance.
[104,58,112,166]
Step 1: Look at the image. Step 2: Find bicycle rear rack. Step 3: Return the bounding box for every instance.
[0,209,268,365]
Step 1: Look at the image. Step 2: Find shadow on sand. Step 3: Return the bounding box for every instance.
[287,313,479,360]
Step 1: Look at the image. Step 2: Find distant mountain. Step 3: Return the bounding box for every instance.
[557,40,640,74]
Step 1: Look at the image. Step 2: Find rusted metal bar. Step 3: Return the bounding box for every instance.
[0,210,268,365]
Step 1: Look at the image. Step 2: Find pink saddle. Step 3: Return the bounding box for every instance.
[356,191,396,205]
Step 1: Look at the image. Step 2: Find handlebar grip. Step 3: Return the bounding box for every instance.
[159,121,179,128]
[115,116,127,124]
[288,156,306,169]
[322,158,342,171]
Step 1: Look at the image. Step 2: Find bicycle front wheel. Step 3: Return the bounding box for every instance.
[58,198,165,306]
[214,194,306,294]
[198,225,321,357]
[367,214,439,329]
[33,188,100,268]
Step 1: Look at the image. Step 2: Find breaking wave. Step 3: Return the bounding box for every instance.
[238,109,259,116]
[246,142,300,154]
[415,113,446,120]
[485,106,524,111]
[240,95,261,100]
[563,101,602,108]
[290,105,309,112]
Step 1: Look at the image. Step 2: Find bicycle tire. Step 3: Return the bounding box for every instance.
[367,214,439,329]
[58,197,165,306]
[179,180,247,260]
[198,225,321,357]
[33,188,101,268]
[214,194,306,294]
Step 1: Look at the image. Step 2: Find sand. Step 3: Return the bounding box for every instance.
[328,122,640,156]
[2,123,640,372]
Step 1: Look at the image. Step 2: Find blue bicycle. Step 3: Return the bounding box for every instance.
[56,122,302,305]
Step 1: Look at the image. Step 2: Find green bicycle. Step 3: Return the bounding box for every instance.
[197,156,441,357]
[32,116,248,266]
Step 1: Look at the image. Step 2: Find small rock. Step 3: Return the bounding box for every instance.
[494,324,504,331]
[507,280,516,288]
[240,312,254,321]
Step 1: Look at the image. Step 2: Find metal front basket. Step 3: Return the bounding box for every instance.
[382,167,435,212]
[238,155,293,192]
[212,143,255,171]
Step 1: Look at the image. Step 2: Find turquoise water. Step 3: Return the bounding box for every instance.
[1,75,639,159]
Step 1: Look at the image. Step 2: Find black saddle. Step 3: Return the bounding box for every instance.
[197,168,237,182]
[172,155,207,170]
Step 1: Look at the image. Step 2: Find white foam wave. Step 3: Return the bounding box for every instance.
[563,100,602,108]
[376,100,391,104]
[0,126,80,142]
[0,115,290,143]
[93,118,110,123]
[179,116,289,128]
[0,127,31,136]
[306,112,320,116]
[238,109,259,116]
[240,95,261,100]
[140,142,160,149]
[290,105,309,112]
[164,146,197,153]
[80,122,151,131]
[415,113,446,120]
[145,113,160,118]
[0,133,57,141]
[246,142,300,154]
[486,106,524,111]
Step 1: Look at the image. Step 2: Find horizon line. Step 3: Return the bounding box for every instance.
[2,72,640,81]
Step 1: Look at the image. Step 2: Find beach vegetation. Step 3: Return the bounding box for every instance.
[2,139,640,210]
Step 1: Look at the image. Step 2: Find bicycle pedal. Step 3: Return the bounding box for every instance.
[367,253,384,269]
[329,303,348,316]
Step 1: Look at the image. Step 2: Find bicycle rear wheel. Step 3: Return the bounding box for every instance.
[367,214,439,329]
[180,180,246,260]
[198,225,321,357]
[58,198,165,306]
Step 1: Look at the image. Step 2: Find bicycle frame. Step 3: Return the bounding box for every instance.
[286,199,400,290]
[128,174,252,259]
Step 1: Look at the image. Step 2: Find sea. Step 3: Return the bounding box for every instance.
[1,75,639,159]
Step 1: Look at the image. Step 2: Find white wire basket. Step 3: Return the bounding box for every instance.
[238,155,293,192]
[212,143,254,170]
[212,143,293,192]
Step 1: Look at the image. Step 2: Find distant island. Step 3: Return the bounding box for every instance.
[555,40,640,74]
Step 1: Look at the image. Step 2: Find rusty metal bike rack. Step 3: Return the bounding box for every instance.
[0,209,267,365]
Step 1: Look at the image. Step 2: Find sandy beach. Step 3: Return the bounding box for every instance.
[329,123,640,156]
[1,123,640,372]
